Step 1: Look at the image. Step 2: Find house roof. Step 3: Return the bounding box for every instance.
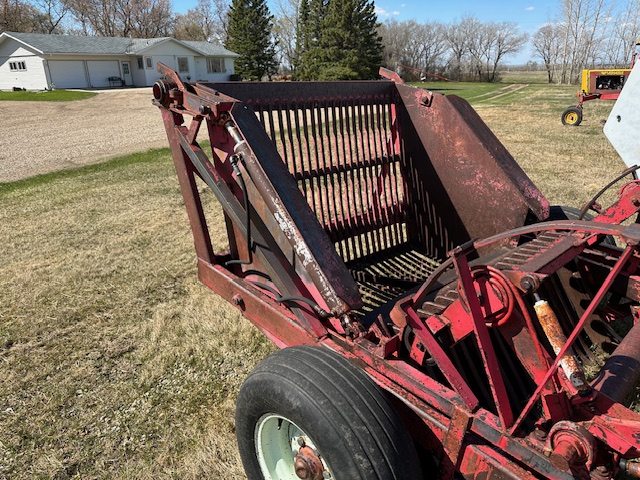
[0,32,238,57]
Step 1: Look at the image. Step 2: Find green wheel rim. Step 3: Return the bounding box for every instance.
[255,413,334,479]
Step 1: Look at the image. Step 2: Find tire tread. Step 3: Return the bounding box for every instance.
[236,346,421,480]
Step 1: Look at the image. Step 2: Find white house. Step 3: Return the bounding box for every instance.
[0,32,239,90]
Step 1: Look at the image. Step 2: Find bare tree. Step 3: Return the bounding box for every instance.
[66,0,174,37]
[533,23,564,82]
[378,19,412,70]
[31,0,69,33]
[173,0,229,43]
[619,0,640,65]
[127,0,173,37]
[418,22,448,75]
[466,20,527,82]
[557,0,613,83]
[399,20,427,72]
[444,16,477,81]
[491,23,528,80]
[173,10,206,40]
[1,0,44,32]
[602,0,640,67]
[465,17,491,80]
[65,0,118,36]
[271,0,297,73]
[377,20,448,80]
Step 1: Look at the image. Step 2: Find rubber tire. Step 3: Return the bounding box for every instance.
[235,345,422,480]
[548,205,615,245]
[561,106,582,126]
[548,205,586,221]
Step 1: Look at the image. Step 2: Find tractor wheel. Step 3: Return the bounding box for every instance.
[548,205,585,221]
[235,345,422,480]
[561,106,583,126]
[548,205,615,245]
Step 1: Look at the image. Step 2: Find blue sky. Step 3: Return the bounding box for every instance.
[173,0,561,64]
[373,0,561,63]
[373,0,558,27]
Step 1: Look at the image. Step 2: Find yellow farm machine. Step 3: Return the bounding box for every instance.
[562,42,639,126]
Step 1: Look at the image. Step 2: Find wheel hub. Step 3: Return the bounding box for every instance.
[255,414,334,480]
[294,445,324,480]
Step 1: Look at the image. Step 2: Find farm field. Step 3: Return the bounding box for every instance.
[0,75,630,479]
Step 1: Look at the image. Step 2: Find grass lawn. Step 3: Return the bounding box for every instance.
[412,80,501,99]
[0,150,275,479]
[0,90,96,101]
[0,77,633,478]
[413,71,579,107]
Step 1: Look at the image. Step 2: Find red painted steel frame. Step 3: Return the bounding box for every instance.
[154,64,640,480]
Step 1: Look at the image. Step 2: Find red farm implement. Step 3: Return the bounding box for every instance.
[154,63,640,480]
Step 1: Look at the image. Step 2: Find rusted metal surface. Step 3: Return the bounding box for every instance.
[225,102,363,316]
[546,421,596,471]
[393,82,549,256]
[452,243,514,428]
[591,319,640,403]
[154,64,640,480]
[620,459,640,478]
[440,405,473,475]
[459,443,539,479]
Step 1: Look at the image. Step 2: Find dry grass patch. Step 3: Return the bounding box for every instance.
[0,152,274,479]
[475,84,626,208]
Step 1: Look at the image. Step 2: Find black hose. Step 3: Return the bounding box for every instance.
[249,281,332,319]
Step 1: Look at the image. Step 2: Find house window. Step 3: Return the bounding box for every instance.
[9,61,26,72]
[145,56,153,69]
[177,57,189,73]
[137,57,144,69]
[207,58,226,74]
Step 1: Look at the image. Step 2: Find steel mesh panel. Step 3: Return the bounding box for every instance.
[253,93,408,262]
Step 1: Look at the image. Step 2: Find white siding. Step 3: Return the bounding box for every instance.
[139,42,200,86]
[193,56,236,82]
[131,57,146,86]
[48,60,88,89]
[87,60,120,87]
[0,36,236,89]
[0,42,48,90]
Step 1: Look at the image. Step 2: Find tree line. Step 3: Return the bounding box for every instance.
[379,17,527,82]
[533,0,640,84]
[380,0,640,84]
[2,0,640,83]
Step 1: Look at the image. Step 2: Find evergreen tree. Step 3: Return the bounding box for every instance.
[295,0,382,80]
[295,0,325,79]
[225,0,277,80]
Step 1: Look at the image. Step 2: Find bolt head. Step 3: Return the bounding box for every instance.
[294,456,311,479]
[232,294,243,306]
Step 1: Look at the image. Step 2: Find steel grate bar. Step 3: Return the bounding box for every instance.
[249,92,409,267]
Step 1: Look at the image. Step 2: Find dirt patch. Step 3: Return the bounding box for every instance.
[0,88,171,183]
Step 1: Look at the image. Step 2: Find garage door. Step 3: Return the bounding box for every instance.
[48,60,88,89]
[87,60,120,88]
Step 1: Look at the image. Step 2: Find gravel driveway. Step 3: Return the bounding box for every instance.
[0,88,172,183]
